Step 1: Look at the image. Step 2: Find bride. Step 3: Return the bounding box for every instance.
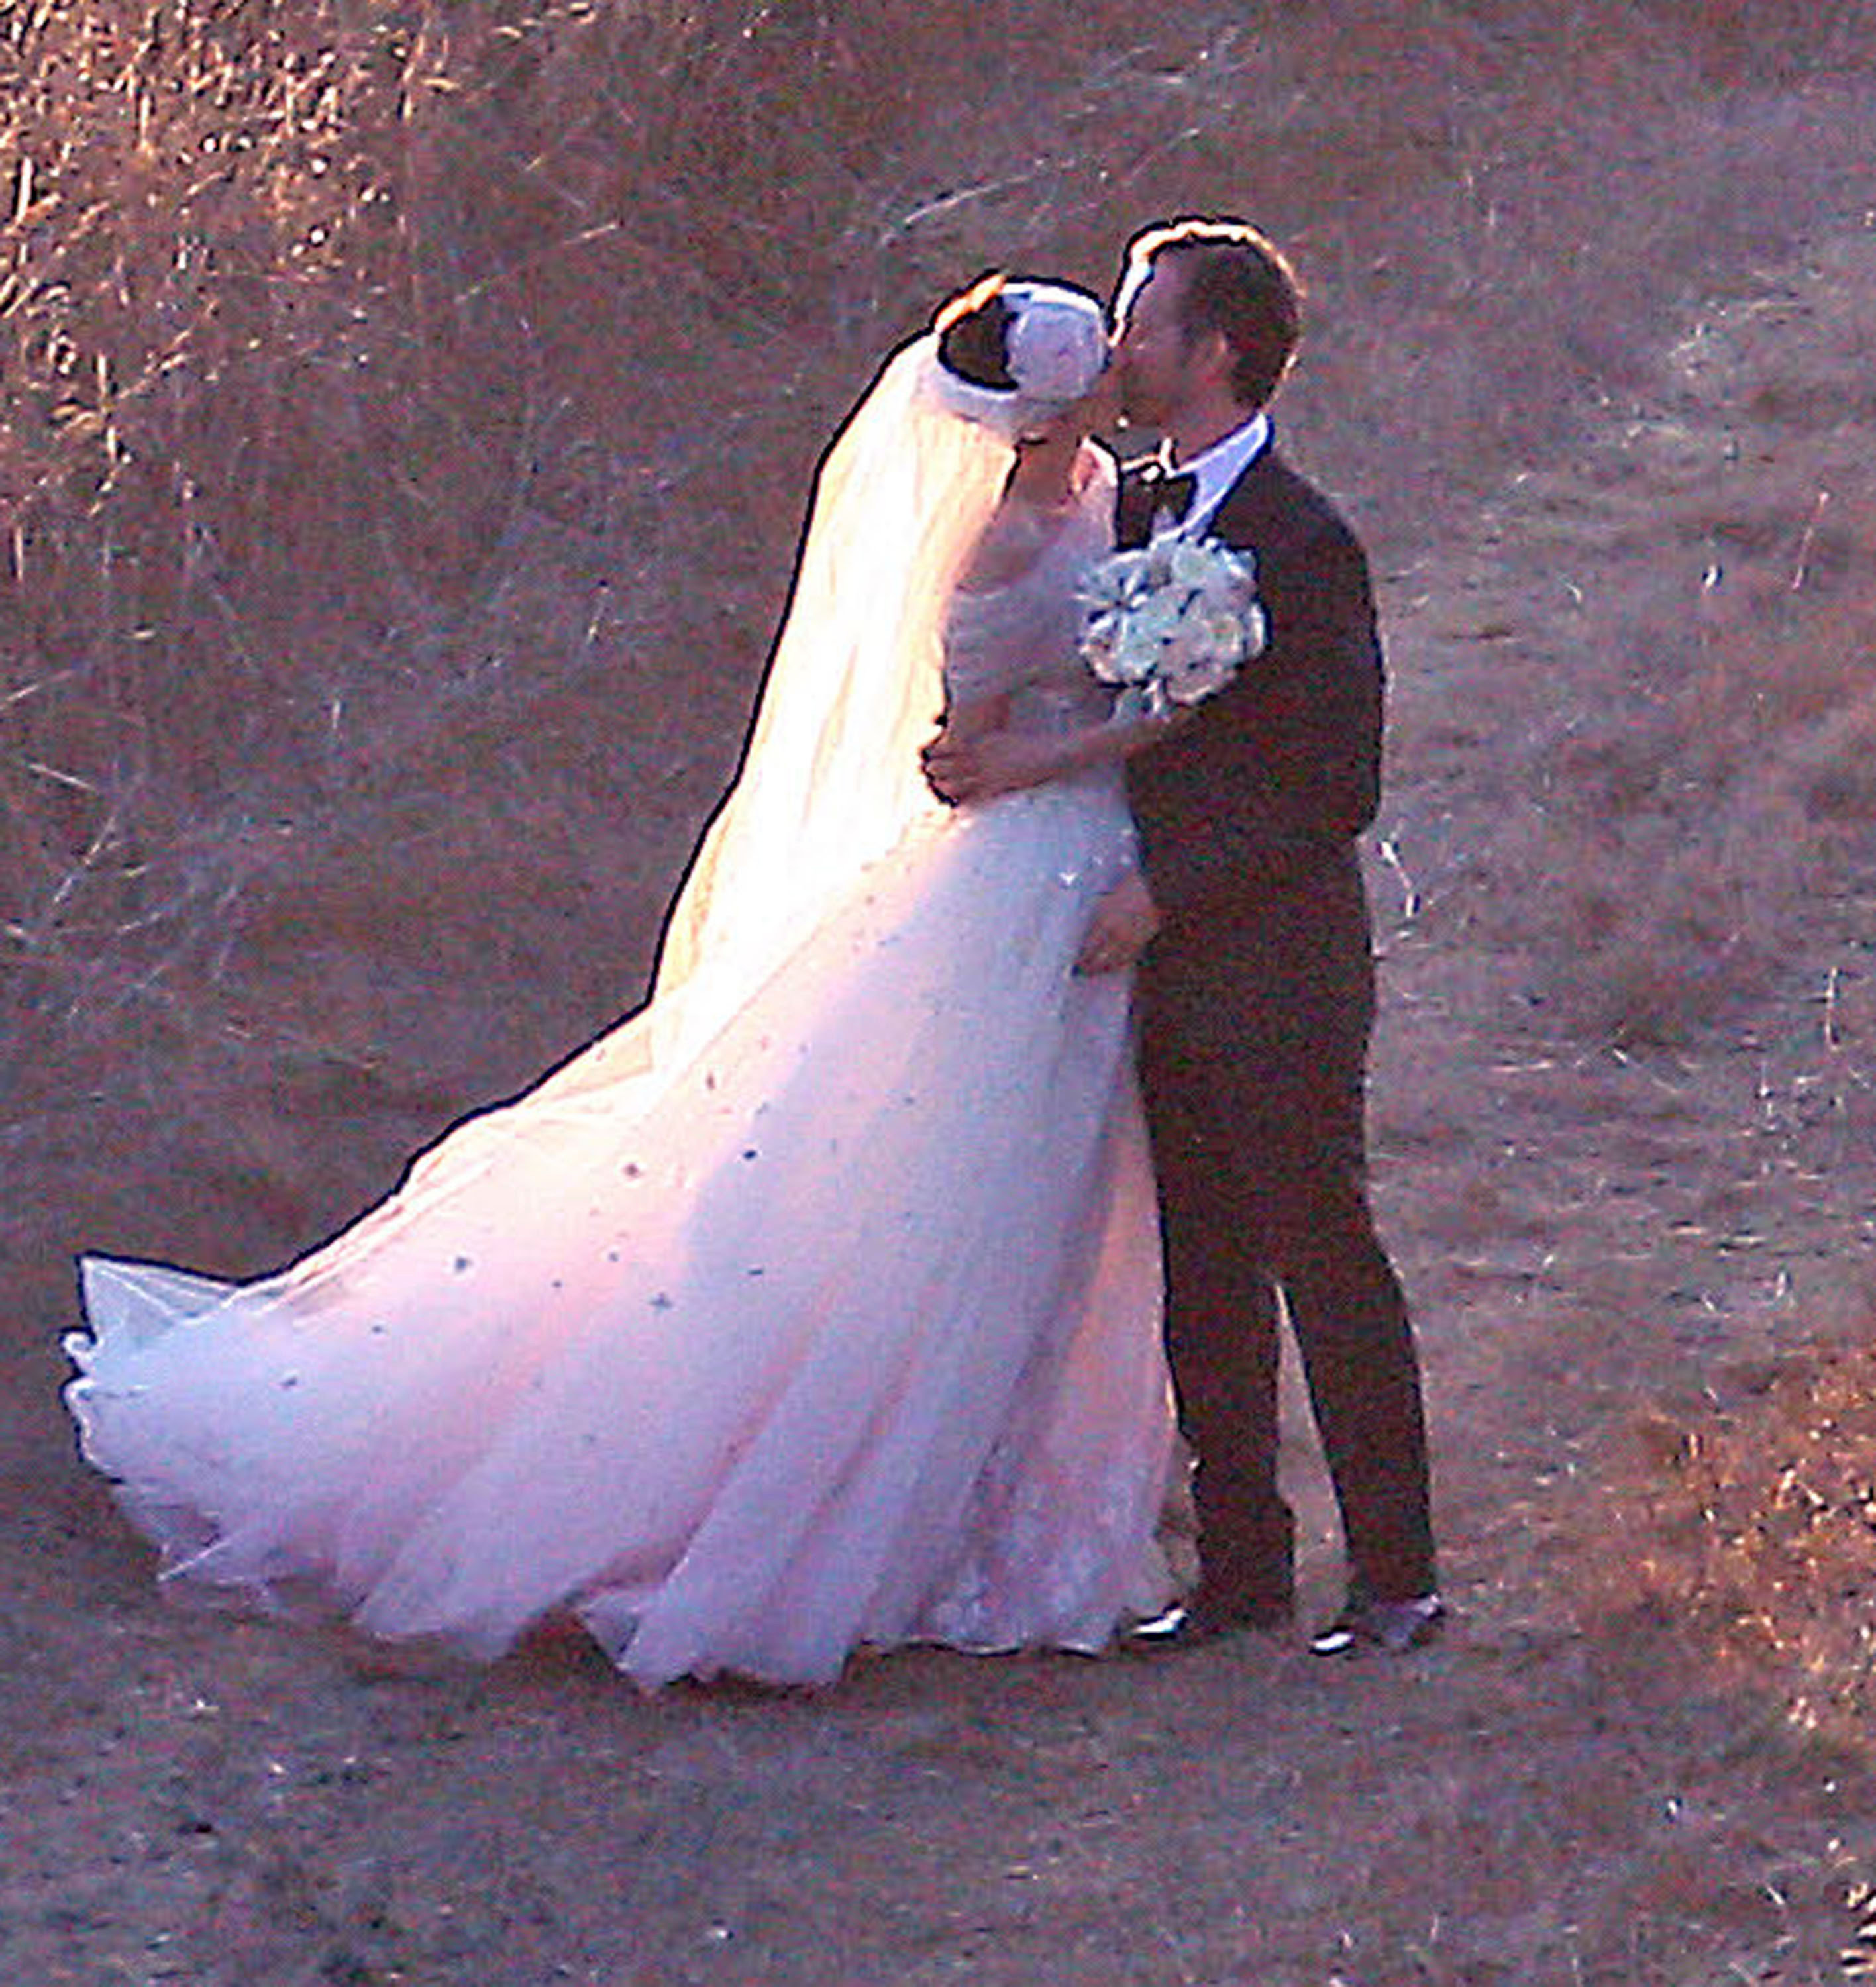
[64,277,1179,1690]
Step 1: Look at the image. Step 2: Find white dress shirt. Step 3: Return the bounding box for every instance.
[1156,411,1273,539]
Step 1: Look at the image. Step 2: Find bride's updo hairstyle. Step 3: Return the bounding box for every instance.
[936,274,1019,390]
[931,273,1109,440]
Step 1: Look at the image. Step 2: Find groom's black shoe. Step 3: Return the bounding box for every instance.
[1122,1585,1292,1653]
[1309,1588,1446,1657]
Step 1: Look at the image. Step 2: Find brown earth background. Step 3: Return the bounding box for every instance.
[6,4,1876,1982]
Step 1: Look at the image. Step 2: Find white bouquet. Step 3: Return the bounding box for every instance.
[1078,536,1267,719]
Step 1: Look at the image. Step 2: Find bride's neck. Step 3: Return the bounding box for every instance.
[1006,435,1085,507]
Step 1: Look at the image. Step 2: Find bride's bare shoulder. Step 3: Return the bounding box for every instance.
[961,442,1115,593]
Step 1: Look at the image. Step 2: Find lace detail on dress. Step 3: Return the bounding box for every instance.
[917,1433,1174,1654]
[942,585,1047,706]
[941,447,1115,716]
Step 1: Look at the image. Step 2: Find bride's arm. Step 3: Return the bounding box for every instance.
[924,703,1193,805]
[932,690,1012,746]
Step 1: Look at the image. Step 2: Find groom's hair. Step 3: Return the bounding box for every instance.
[1121,218,1302,411]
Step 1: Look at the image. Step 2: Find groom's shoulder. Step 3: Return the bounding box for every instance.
[1241,447,1343,520]
[1227,450,1367,556]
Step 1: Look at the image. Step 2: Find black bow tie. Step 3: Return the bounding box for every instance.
[1149,469,1198,527]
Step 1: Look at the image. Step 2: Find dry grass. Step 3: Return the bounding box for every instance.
[9,13,1876,1979]
[7,1,1875,1109]
[1589,1303,1876,1755]
[1522,574,1876,1046]
[1441,225,1876,1045]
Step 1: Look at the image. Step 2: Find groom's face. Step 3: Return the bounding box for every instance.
[1114,256,1194,430]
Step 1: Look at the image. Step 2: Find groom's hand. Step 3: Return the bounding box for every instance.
[1076,872,1161,975]
[922,730,1054,805]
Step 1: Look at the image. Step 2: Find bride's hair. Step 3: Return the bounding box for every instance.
[935,274,1019,391]
[929,274,1110,438]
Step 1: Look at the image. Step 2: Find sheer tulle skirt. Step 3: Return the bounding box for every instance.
[66,778,1175,1687]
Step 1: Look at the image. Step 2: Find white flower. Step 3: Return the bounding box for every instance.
[1076,535,1266,716]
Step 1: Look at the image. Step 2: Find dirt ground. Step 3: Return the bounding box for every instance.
[6,210,1876,1987]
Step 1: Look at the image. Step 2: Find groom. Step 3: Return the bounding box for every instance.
[1094,217,1440,1655]
[939,219,1441,1653]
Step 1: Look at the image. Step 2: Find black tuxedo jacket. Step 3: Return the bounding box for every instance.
[1118,447,1384,961]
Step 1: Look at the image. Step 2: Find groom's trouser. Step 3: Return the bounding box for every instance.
[1136,876,1436,1609]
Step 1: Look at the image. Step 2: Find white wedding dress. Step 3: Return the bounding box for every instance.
[64,437,1176,1688]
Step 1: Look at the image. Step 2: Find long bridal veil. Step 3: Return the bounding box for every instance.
[66,292,1176,1684]
[83,332,1018,1286]
[636,338,1016,1072]
[67,331,1026,1607]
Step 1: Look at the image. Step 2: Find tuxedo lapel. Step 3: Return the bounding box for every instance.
[1200,447,1287,554]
